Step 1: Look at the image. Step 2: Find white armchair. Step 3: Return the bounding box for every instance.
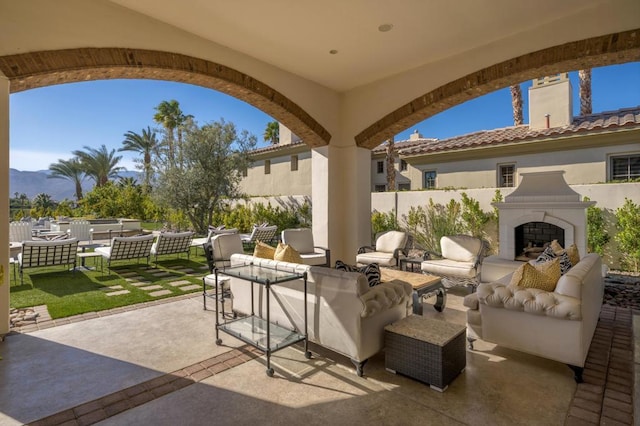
[203,233,244,310]
[281,228,330,266]
[420,235,485,291]
[356,230,408,268]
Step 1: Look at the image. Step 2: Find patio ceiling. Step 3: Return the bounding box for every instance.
[109,0,640,92]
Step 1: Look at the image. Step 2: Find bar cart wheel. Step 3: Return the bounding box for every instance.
[216,338,222,345]
[266,368,274,377]
[305,351,312,359]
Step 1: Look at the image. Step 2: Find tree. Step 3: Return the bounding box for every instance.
[510,84,523,125]
[119,127,159,191]
[154,119,257,233]
[72,145,123,187]
[48,157,85,200]
[615,197,640,273]
[263,121,279,145]
[579,69,592,116]
[31,193,55,217]
[385,138,396,191]
[153,100,191,163]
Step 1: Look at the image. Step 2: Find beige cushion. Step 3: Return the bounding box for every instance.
[274,243,303,263]
[375,231,407,253]
[281,228,315,254]
[440,235,482,262]
[253,241,276,259]
[356,252,396,267]
[566,244,580,266]
[421,258,478,278]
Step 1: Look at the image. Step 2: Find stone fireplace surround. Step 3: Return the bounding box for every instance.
[481,171,595,282]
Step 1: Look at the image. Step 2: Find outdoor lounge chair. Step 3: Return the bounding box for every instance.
[9,221,33,243]
[240,225,278,250]
[202,233,244,310]
[356,230,408,268]
[95,234,154,273]
[281,228,331,266]
[420,235,485,292]
[18,238,79,284]
[66,220,95,243]
[150,231,195,264]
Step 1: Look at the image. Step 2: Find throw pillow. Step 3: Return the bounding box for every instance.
[550,239,564,253]
[274,242,303,263]
[535,246,557,263]
[510,257,561,292]
[360,263,381,287]
[254,241,276,259]
[555,250,573,275]
[335,260,381,287]
[566,244,580,266]
[335,260,358,272]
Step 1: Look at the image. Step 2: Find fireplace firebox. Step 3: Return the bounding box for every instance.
[515,222,565,261]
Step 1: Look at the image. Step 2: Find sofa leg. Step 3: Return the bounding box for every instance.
[467,336,475,350]
[568,365,584,383]
[351,359,368,377]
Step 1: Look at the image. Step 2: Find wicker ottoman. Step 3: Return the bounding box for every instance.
[385,315,466,391]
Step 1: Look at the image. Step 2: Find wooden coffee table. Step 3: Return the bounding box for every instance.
[381,268,445,315]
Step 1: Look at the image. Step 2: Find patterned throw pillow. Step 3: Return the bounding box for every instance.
[253,241,276,259]
[550,239,564,253]
[335,260,381,287]
[510,257,561,292]
[536,246,572,275]
[274,243,303,263]
[335,260,358,272]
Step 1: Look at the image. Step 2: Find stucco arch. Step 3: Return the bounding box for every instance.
[0,48,332,148]
[355,29,640,149]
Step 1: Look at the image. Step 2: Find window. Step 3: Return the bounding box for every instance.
[610,154,640,181]
[291,155,299,171]
[400,160,408,172]
[499,164,515,187]
[423,171,436,189]
[374,184,386,192]
[264,160,271,174]
[398,183,411,191]
[376,161,384,174]
[241,167,248,177]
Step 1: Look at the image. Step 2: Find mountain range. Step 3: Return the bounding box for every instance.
[9,169,141,201]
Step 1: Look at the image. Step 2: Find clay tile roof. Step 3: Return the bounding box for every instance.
[371,138,437,154]
[399,106,640,157]
[249,139,306,155]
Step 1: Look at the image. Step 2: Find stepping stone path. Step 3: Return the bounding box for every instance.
[140,285,163,291]
[179,284,201,291]
[149,290,172,297]
[129,281,152,287]
[152,271,173,277]
[168,279,201,292]
[169,280,192,287]
[106,290,131,297]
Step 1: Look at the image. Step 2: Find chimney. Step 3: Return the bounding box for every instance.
[528,73,573,130]
[409,129,423,141]
[278,123,301,145]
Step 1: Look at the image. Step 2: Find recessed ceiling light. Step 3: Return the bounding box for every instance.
[378,23,393,32]
[329,49,338,55]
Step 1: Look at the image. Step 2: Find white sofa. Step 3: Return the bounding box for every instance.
[464,253,603,382]
[228,254,413,376]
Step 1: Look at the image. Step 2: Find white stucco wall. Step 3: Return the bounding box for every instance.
[240,150,312,196]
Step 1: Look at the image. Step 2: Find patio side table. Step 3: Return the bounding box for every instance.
[385,315,466,392]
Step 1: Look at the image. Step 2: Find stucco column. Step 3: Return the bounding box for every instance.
[0,72,9,336]
[312,144,371,264]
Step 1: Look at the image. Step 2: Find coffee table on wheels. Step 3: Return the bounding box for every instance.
[381,268,445,315]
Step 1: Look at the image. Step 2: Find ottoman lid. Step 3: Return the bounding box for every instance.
[385,315,466,346]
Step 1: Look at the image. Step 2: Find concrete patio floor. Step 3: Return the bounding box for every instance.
[0,289,636,425]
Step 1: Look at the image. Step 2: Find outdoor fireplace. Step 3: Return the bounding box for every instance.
[494,171,594,261]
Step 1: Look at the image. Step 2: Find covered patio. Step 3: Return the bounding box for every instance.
[0,290,635,425]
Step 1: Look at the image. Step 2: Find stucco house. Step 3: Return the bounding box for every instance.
[243,73,640,196]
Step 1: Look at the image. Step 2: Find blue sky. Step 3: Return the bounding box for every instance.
[9,62,640,172]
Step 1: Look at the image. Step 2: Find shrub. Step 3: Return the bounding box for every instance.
[371,210,400,240]
[585,196,610,256]
[614,197,640,273]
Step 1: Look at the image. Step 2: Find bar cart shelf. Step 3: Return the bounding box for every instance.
[213,263,311,377]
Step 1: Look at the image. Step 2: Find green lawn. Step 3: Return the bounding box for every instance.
[9,252,210,319]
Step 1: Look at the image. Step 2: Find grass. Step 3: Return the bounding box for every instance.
[9,251,210,319]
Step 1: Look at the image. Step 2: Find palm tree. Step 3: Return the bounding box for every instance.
[153,100,190,163]
[263,121,280,144]
[579,69,592,116]
[48,157,86,200]
[385,137,396,191]
[32,192,55,216]
[510,84,523,125]
[72,145,123,187]
[117,176,138,188]
[119,126,159,191]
